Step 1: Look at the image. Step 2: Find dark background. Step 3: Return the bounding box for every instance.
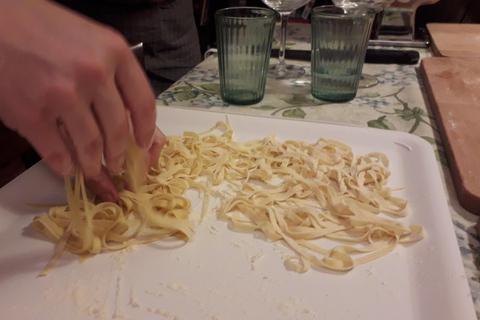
[194,0,480,55]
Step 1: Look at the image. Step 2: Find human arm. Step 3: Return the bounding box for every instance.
[0,0,165,201]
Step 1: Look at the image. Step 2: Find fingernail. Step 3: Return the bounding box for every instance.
[141,133,155,150]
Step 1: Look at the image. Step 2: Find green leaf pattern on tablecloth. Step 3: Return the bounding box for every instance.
[281,93,315,105]
[174,90,198,102]
[367,115,396,130]
[200,83,221,93]
[282,108,306,119]
[253,105,277,111]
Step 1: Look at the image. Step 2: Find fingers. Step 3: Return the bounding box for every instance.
[148,127,167,167]
[84,166,119,203]
[115,51,157,150]
[123,126,165,193]
[46,53,156,201]
[61,107,103,179]
[18,109,118,204]
[21,119,75,178]
[91,77,129,174]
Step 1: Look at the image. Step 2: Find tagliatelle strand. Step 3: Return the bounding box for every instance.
[32,119,425,275]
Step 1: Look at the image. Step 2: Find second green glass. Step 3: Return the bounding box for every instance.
[215,7,276,105]
[311,5,376,103]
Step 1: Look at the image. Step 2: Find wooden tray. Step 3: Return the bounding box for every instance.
[427,23,480,57]
[421,56,480,214]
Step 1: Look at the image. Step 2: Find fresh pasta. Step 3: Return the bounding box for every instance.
[32,119,424,275]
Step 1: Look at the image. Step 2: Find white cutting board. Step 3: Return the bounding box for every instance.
[0,107,475,320]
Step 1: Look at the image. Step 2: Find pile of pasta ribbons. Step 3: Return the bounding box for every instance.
[33,119,424,275]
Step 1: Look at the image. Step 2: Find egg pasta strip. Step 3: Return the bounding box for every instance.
[33,119,424,275]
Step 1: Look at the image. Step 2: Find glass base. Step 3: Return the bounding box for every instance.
[312,90,356,103]
[267,64,305,80]
[221,90,263,105]
[358,73,379,89]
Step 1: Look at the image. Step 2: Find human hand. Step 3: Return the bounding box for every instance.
[85,127,166,202]
[0,0,162,201]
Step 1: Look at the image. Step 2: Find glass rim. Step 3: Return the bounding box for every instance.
[311,5,377,18]
[215,6,276,19]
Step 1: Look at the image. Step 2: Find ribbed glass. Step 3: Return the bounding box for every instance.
[215,7,276,105]
[311,6,375,102]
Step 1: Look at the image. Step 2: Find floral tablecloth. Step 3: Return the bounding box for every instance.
[157,22,480,318]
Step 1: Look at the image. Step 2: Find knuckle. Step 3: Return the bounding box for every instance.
[102,28,130,61]
[83,136,103,157]
[74,30,129,88]
[74,58,109,87]
[43,79,78,108]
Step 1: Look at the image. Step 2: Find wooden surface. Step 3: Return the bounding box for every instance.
[421,57,480,215]
[427,23,480,57]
